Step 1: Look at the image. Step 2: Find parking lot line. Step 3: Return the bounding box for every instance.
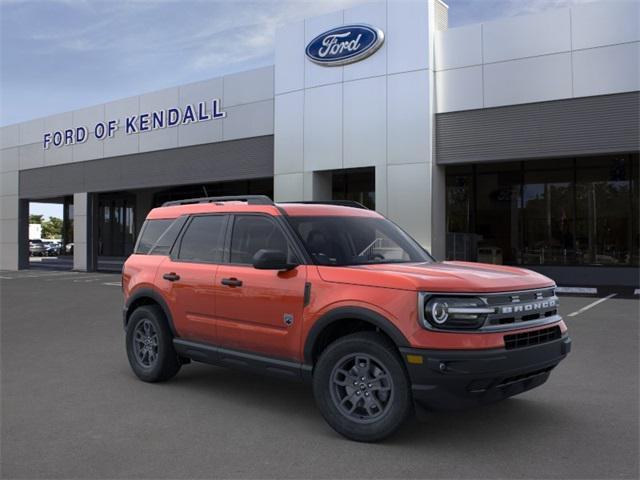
[103,282,122,286]
[556,286,598,294]
[567,293,617,317]
[22,271,79,278]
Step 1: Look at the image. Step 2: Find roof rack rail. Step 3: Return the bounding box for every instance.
[162,195,274,207]
[283,200,369,210]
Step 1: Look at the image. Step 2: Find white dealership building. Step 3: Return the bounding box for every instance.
[0,0,638,287]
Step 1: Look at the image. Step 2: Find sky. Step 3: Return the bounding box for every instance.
[0,0,601,128]
[2,0,598,220]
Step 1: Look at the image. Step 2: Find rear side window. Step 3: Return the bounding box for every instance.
[134,219,173,254]
[177,215,227,263]
[148,216,188,255]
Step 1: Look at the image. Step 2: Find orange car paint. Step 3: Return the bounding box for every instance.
[124,202,565,364]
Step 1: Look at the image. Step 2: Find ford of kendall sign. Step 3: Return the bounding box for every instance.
[42,98,225,149]
[305,25,384,66]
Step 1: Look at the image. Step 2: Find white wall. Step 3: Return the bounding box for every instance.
[435,1,640,112]
[274,0,445,254]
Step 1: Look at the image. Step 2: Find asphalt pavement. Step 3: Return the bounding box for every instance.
[1,269,638,479]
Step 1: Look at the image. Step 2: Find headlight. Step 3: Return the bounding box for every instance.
[422,296,494,330]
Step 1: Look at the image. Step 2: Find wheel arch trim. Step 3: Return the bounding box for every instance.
[124,288,177,336]
[303,306,410,365]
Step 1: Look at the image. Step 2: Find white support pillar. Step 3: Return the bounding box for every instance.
[73,192,90,271]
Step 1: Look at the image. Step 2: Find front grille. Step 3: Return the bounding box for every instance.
[483,287,559,328]
[504,326,562,350]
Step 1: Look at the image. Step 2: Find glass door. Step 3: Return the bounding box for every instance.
[97,193,136,258]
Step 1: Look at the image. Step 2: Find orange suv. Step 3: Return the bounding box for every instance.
[122,195,571,442]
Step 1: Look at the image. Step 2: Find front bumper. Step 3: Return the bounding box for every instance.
[400,334,571,410]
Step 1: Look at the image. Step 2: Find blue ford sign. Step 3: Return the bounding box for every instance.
[306,24,384,66]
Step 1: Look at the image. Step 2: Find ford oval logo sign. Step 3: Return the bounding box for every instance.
[306,24,384,66]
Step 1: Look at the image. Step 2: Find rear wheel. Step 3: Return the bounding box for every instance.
[313,332,412,442]
[126,305,181,382]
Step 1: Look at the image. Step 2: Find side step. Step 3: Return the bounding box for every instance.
[173,338,312,382]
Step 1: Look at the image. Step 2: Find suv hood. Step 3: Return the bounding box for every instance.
[316,261,554,293]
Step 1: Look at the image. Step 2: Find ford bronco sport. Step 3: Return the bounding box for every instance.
[122,195,571,442]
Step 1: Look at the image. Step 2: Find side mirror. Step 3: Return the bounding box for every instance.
[252,249,298,271]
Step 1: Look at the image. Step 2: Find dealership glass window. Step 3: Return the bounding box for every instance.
[522,165,575,265]
[575,156,634,266]
[152,178,274,207]
[445,154,639,267]
[475,163,522,265]
[97,193,136,257]
[445,165,475,260]
[332,168,375,209]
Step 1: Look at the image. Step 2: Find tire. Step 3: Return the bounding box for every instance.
[313,332,412,442]
[126,305,181,382]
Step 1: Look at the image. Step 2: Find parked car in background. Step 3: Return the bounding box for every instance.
[65,243,74,254]
[29,239,47,257]
[43,241,62,256]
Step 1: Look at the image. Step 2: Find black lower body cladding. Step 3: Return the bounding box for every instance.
[400,334,571,410]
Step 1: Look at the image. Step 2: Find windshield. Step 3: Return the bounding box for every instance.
[287,216,433,266]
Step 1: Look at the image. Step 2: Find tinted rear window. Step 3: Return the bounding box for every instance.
[177,215,227,263]
[134,219,173,254]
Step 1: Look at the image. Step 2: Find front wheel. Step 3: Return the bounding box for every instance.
[126,305,181,382]
[313,332,412,442]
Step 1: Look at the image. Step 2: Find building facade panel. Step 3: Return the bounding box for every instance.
[0,147,19,173]
[572,42,640,98]
[222,99,274,141]
[386,0,431,73]
[18,144,44,170]
[386,163,431,246]
[19,136,274,199]
[273,172,304,201]
[481,8,571,64]
[571,1,639,50]
[0,124,20,150]
[436,92,640,164]
[274,91,304,175]
[274,21,305,95]
[223,66,274,107]
[303,83,343,171]
[343,75,387,169]
[435,23,482,71]
[435,65,483,112]
[483,52,572,108]
[387,69,431,165]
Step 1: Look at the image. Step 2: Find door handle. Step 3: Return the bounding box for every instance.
[162,272,180,282]
[221,277,243,287]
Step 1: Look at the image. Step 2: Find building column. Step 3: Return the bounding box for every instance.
[73,192,95,272]
[0,153,20,270]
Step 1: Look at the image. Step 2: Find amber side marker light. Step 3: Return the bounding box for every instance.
[406,354,423,365]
